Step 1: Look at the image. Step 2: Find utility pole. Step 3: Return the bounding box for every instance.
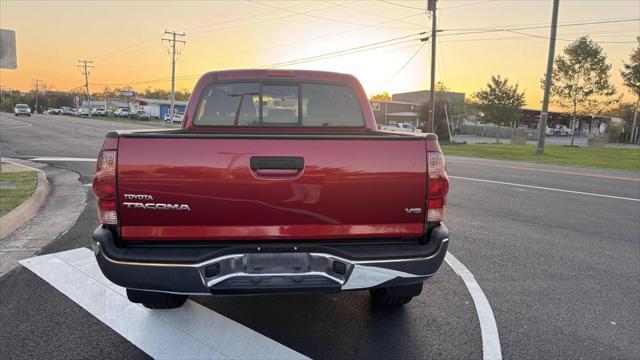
[428,0,437,133]
[104,86,108,111]
[536,0,560,155]
[32,79,43,114]
[162,30,185,125]
[77,59,94,110]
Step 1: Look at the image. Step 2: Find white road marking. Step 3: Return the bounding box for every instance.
[20,248,307,360]
[445,252,502,360]
[450,175,640,202]
[0,117,32,130]
[82,183,93,187]
[30,157,96,162]
[447,158,640,182]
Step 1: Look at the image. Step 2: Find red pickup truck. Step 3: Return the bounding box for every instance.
[91,69,450,309]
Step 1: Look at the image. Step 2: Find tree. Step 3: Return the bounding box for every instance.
[545,36,617,146]
[435,81,449,92]
[620,37,640,143]
[370,92,391,101]
[471,75,526,143]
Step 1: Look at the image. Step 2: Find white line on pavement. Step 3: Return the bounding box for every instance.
[0,118,32,130]
[449,175,640,202]
[445,252,502,360]
[447,158,640,182]
[30,157,96,162]
[20,248,307,360]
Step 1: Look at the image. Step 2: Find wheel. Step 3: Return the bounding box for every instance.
[369,283,423,306]
[126,288,188,309]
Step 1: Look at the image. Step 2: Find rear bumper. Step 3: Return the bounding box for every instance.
[91,225,449,295]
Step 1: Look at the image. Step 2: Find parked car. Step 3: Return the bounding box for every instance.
[45,108,60,115]
[114,108,130,117]
[554,125,573,136]
[59,106,73,116]
[91,69,451,310]
[14,104,31,116]
[545,126,554,136]
[381,122,421,133]
[77,108,90,117]
[130,110,151,120]
[163,113,183,124]
[91,108,107,116]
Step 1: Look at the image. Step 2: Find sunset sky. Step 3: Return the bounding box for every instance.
[1,0,638,109]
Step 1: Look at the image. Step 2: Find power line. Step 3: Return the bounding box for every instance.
[503,29,637,44]
[156,11,427,71]
[70,16,639,91]
[384,41,427,86]
[255,1,425,30]
[330,1,425,27]
[162,30,186,125]
[180,1,317,32]
[378,0,425,11]
[91,34,162,61]
[440,0,498,10]
[262,32,425,68]
[77,60,94,108]
[189,2,352,36]
[439,18,640,37]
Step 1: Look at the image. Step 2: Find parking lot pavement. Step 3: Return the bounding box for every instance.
[1,113,638,359]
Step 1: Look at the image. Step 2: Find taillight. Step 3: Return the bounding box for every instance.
[93,149,118,225]
[426,140,449,223]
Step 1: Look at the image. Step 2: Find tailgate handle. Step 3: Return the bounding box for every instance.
[250,156,304,170]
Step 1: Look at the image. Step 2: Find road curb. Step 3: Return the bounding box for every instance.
[0,159,86,277]
[0,161,50,239]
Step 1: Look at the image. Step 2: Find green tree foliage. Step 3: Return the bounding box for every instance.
[620,38,640,143]
[141,87,191,101]
[471,75,526,143]
[370,92,391,101]
[416,82,463,143]
[620,38,640,99]
[544,36,617,146]
[0,89,78,112]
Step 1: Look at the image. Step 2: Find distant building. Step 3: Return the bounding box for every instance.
[519,108,564,128]
[369,100,421,127]
[392,90,465,109]
[80,99,129,111]
[392,90,466,130]
[133,98,187,119]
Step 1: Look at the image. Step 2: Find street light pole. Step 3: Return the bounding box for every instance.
[32,79,43,114]
[536,0,560,155]
[428,0,437,133]
[162,30,186,125]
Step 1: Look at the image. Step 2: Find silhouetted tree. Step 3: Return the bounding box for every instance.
[472,75,526,143]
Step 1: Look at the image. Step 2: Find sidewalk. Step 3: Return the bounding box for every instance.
[0,159,85,276]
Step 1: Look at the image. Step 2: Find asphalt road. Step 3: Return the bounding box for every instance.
[1,113,638,359]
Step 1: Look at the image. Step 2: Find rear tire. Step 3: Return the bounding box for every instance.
[370,283,423,307]
[126,288,188,309]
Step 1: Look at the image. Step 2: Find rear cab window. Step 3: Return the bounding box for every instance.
[194,82,364,127]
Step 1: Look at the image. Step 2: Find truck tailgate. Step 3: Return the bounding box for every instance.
[117,136,427,241]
